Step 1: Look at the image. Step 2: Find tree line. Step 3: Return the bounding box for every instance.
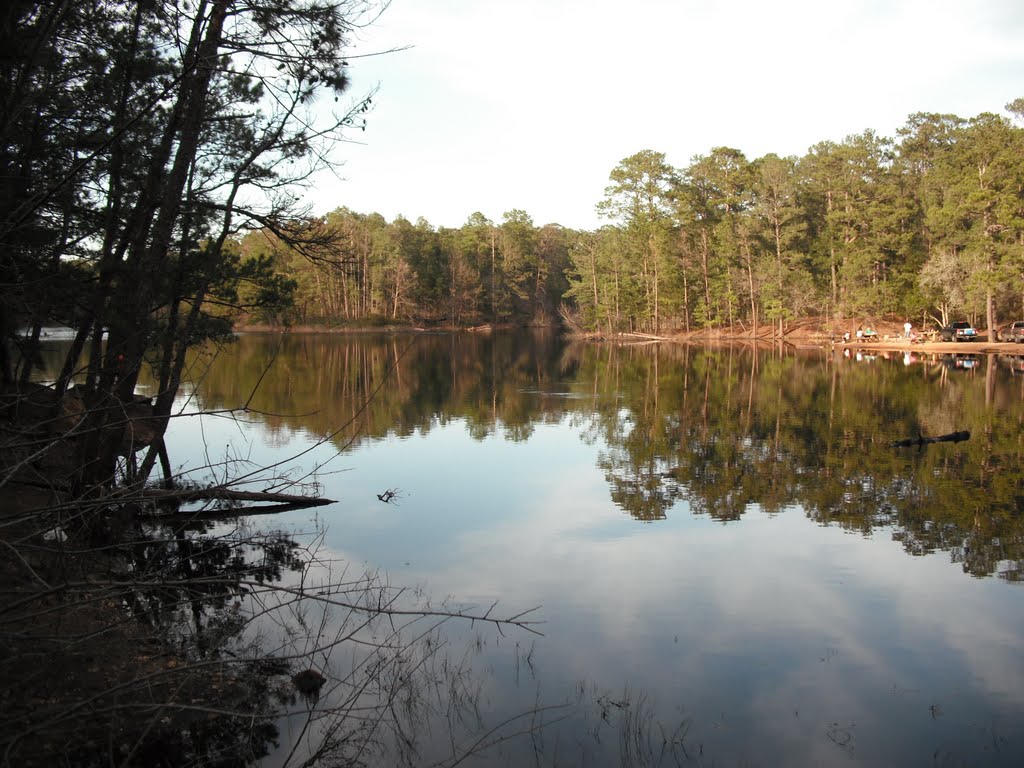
[234,104,1024,337]
[236,208,573,327]
[573,110,1024,338]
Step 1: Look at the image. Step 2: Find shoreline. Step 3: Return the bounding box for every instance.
[839,338,1022,354]
[233,324,1024,354]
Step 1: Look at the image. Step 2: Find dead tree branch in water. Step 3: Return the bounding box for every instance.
[0,514,547,767]
[376,487,403,504]
[888,430,971,449]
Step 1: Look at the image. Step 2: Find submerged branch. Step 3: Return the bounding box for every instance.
[138,486,336,508]
[888,430,971,449]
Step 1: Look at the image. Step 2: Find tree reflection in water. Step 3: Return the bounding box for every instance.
[11,331,1024,767]
[1,505,546,767]
[192,334,1024,580]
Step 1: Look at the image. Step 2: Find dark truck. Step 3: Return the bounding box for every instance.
[940,321,978,342]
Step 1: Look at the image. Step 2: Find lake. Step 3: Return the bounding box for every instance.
[152,331,1024,766]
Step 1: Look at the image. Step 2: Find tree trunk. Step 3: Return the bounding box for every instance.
[650,234,660,334]
[700,229,711,325]
[78,0,231,491]
[743,238,757,336]
[986,287,995,341]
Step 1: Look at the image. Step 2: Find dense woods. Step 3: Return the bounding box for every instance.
[237,108,1024,338]
[240,207,574,327]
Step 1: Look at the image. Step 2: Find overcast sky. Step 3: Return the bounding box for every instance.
[304,0,1024,232]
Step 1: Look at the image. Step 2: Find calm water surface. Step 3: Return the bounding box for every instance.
[158,331,1024,766]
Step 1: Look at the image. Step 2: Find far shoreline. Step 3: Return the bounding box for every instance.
[234,323,1024,355]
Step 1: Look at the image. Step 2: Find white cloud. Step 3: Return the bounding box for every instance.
[307,0,1024,231]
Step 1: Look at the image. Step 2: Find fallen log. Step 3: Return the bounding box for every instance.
[138,501,333,518]
[139,486,336,509]
[619,332,669,341]
[888,430,971,448]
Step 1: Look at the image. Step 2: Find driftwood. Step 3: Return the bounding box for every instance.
[616,333,666,345]
[138,501,333,519]
[137,487,336,515]
[889,430,971,448]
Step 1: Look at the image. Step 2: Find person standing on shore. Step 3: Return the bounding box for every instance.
[904,321,912,339]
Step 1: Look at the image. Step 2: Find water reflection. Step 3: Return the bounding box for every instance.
[30,332,1024,765]
[181,334,1024,582]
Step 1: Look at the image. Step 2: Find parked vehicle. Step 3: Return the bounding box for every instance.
[1006,321,1024,343]
[940,321,978,342]
[942,353,979,370]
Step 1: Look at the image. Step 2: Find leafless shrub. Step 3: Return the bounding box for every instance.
[0,487,549,768]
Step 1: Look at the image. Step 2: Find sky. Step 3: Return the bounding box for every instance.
[304,0,1024,232]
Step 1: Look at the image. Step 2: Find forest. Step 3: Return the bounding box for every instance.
[232,109,1024,339]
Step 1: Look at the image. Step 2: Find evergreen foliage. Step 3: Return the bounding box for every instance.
[182,103,1024,340]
